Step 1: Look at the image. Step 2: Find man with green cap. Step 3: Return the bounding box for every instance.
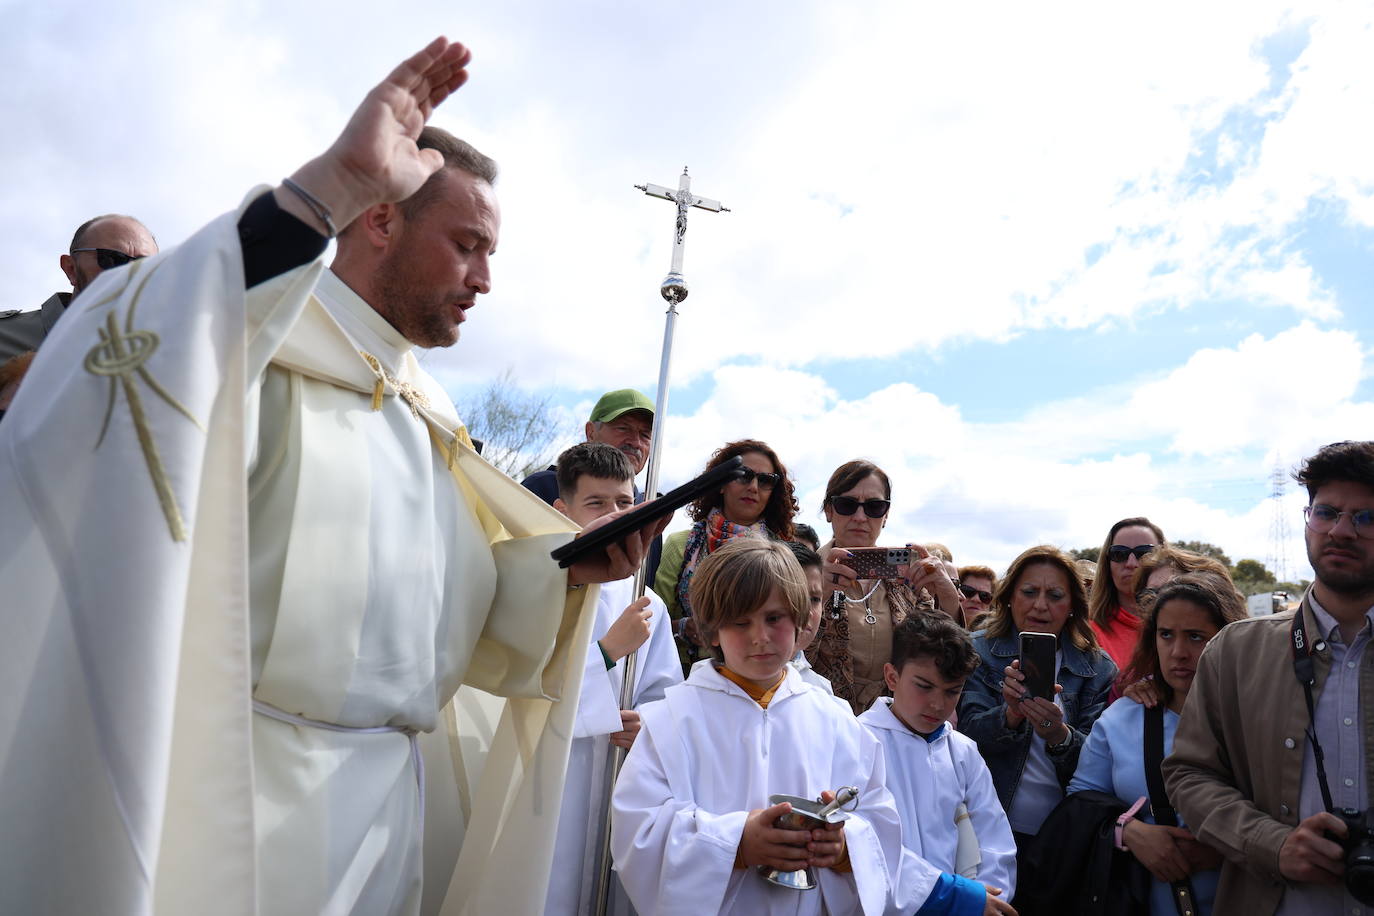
[523,388,660,578]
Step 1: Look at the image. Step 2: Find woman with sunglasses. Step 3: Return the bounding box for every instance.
[1087,516,1167,673]
[804,459,961,715]
[1068,572,1242,914]
[652,439,798,661]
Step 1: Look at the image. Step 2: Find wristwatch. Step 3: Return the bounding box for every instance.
[1046,728,1073,752]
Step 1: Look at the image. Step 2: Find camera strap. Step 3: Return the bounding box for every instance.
[1143,704,1199,916]
[1291,608,1335,812]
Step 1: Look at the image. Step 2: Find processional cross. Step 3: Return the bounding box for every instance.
[634,167,730,304]
[589,167,729,916]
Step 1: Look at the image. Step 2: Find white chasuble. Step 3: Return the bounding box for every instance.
[610,665,904,916]
[0,193,599,916]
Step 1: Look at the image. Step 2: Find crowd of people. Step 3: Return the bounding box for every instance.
[3,36,1372,916]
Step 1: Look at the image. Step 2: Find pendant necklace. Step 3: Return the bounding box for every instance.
[838,579,883,625]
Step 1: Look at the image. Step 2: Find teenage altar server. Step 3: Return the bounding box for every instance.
[860,613,1017,915]
[611,538,903,915]
[547,443,683,914]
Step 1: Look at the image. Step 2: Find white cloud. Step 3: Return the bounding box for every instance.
[650,321,1368,577]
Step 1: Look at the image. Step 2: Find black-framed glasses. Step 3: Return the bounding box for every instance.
[828,496,891,518]
[1305,504,1374,539]
[733,468,781,489]
[958,583,993,604]
[71,247,145,270]
[1107,544,1156,564]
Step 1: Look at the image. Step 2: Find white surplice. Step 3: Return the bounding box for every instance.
[545,577,682,915]
[858,697,1017,913]
[610,663,903,916]
[0,193,599,916]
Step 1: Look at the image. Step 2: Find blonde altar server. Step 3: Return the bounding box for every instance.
[611,539,903,915]
[0,38,662,916]
[859,614,1017,916]
[545,443,683,914]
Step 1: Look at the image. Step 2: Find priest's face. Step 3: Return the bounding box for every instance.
[374,168,499,348]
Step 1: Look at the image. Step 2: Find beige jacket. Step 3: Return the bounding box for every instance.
[1163,595,1374,914]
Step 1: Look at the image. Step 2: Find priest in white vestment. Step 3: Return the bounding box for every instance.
[0,39,661,916]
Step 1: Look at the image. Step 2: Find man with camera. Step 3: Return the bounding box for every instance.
[1165,440,1374,913]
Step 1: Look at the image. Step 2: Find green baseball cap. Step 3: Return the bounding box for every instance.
[589,388,655,423]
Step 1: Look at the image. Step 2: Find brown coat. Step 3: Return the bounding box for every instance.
[1163,595,1374,914]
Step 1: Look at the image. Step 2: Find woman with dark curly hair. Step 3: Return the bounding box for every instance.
[652,439,797,660]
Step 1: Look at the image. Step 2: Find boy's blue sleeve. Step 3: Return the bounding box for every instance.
[914,873,985,916]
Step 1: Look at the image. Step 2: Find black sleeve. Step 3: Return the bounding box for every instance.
[237,190,330,289]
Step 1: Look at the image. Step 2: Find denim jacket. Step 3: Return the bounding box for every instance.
[956,628,1117,816]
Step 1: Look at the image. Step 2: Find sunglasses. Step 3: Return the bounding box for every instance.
[1107,544,1156,563]
[1305,504,1374,540]
[828,496,891,518]
[71,247,146,270]
[732,468,782,489]
[958,583,993,604]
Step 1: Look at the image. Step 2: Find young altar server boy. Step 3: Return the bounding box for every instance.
[545,443,684,915]
[787,541,836,695]
[611,538,903,915]
[858,613,1018,916]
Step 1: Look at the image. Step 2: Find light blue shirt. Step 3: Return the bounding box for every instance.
[1069,698,1218,915]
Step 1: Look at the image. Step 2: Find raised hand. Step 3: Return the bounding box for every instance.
[278,37,473,235]
[601,596,653,662]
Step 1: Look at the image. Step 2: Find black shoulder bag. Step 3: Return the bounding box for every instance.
[1143,704,1200,916]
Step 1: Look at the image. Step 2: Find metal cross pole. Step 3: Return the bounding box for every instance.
[589,167,729,916]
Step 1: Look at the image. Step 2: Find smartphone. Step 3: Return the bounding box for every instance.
[1018,632,1058,702]
[550,456,744,568]
[844,546,917,580]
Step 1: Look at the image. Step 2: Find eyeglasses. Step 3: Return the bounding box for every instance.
[958,583,993,604]
[71,248,146,270]
[828,496,891,518]
[1107,544,1156,564]
[1305,504,1374,539]
[733,468,782,489]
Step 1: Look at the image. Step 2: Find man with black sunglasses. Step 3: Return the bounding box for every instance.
[0,213,157,362]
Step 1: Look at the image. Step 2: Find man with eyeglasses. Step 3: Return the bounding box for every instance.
[0,214,158,362]
[1165,440,1374,915]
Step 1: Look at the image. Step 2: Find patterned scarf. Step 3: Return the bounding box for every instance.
[676,508,774,617]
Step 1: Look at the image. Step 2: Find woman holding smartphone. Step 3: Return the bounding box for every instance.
[957,545,1117,857]
[1068,572,1242,914]
[805,459,960,715]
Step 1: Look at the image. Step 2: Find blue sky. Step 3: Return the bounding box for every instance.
[4,0,1371,574]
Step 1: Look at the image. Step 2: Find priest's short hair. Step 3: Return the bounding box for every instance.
[398,126,498,221]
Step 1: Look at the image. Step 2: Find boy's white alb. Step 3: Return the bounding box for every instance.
[545,577,683,915]
[611,664,903,915]
[859,696,1018,912]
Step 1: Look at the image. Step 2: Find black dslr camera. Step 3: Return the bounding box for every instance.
[1333,808,1374,904]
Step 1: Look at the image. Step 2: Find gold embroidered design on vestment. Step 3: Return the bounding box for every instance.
[359,350,431,419]
[84,300,203,542]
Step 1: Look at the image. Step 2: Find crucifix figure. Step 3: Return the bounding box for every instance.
[634,166,730,303]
